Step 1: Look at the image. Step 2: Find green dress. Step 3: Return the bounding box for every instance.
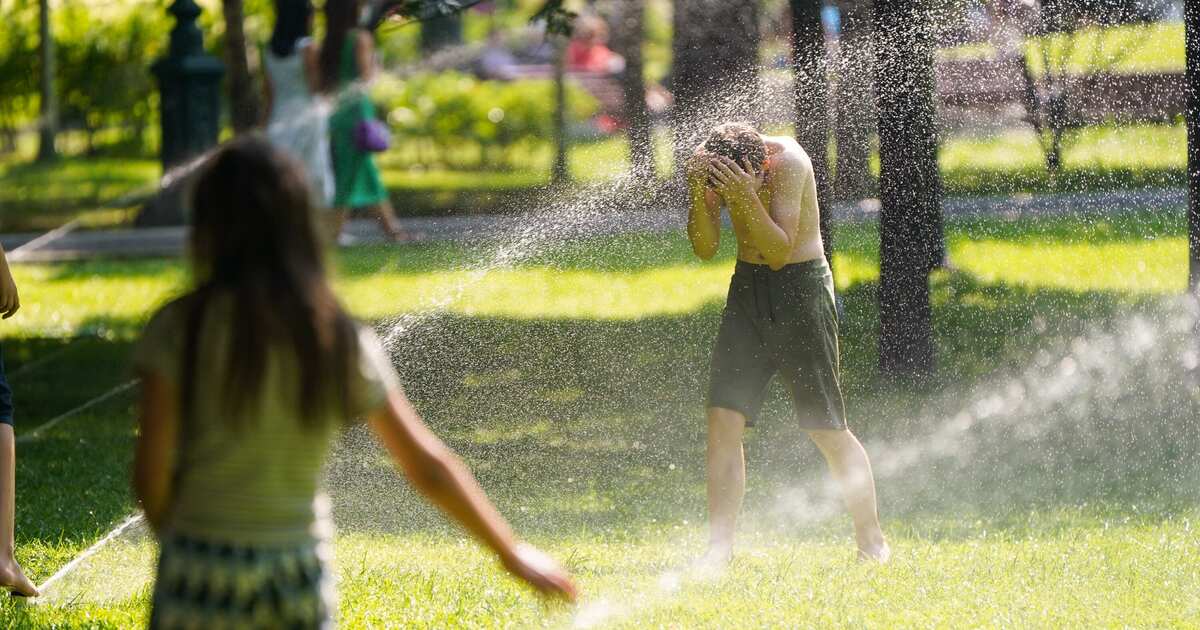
[329,31,388,209]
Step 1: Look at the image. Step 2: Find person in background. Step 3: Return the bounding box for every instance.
[132,139,575,628]
[321,0,408,245]
[0,245,34,597]
[476,29,521,81]
[262,0,335,208]
[565,15,624,74]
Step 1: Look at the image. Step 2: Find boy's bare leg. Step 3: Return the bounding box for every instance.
[807,428,890,562]
[704,407,747,565]
[0,425,36,596]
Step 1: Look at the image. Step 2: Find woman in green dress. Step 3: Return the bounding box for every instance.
[320,0,406,244]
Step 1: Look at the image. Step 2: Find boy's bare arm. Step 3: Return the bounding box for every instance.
[685,148,721,260]
[710,156,803,270]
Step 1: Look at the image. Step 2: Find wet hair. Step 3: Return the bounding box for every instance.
[269,0,313,58]
[320,0,363,93]
[184,137,356,428]
[703,122,767,174]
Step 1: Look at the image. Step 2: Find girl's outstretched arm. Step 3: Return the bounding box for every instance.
[133,372,179,534]
[368,390,576,601]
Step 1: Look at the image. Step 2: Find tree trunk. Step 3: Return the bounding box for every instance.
[833,0,874,202]
[37,0,57,162]
[670,0,760,176]
[222,0,260,134]
[608,0,655,180]
[1188,0,1200,292]
[790,0,832,263]
[875,0,943,380]
[552,37,569,184]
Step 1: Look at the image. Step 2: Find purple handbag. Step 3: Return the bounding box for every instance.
[353,118,391,153]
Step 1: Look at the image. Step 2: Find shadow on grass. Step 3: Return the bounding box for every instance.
[329,273,1199,543]
[4,336,139,578]
[941,166,1185,198]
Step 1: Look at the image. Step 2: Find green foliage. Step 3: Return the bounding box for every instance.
[0,1,169,159]
[0,2,38,154]
[373,71,597,170]
[55,5,167,156]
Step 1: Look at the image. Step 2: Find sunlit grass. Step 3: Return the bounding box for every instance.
[1,211,1195,627]
[4,211,1188,339]
[939,124,1186,174]
[0,157,159,231]
[954,238,1187,294]
[940,21,1184,76]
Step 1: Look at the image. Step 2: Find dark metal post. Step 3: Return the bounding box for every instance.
[421,12,464,54]
[153,0,224,171]
[137,0,224,227]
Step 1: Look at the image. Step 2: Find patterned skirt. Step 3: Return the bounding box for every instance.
[149,533,335,629]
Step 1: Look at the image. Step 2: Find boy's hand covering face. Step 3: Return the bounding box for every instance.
[707,155,763,203]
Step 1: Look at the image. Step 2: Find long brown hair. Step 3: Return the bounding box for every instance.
[319,0,362,93]
[184,137,355,427]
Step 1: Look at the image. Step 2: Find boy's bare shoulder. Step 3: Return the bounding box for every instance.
[764,136,812,178]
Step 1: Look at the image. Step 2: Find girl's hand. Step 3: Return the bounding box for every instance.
[501,543,577,602]
[708,156,763,206]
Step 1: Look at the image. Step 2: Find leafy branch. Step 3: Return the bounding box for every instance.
[365,0,575,36]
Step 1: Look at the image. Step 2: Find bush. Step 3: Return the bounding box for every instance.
[372,71,598,170]
[0,2,168,158]
[56,5,166,156]
[0,4,39,154]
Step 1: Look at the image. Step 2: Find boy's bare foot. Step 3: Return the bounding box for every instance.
[688,545,732,580]
[0,558,38,597]
[856,541,892,564]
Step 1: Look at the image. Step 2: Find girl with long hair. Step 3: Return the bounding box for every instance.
[133,138,574,628]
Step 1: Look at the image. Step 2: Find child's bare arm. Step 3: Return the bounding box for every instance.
[368,390,576,601]
[0,245,19,319]
[710,155,803,270]
[133,372,179,533]
[685,147,721,259]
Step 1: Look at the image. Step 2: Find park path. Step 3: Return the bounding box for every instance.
[0,187,1185,262]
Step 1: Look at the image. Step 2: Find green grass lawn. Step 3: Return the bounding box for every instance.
[0,211,1198,627]
[941,21,1184,76]
[938,124,1187,196]
[0,120,1187,232]
[0,156,159,232]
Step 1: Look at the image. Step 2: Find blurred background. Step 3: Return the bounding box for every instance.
[0,0,1185,231]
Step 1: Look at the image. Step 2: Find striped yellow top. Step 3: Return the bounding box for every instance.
[133,294,399,546]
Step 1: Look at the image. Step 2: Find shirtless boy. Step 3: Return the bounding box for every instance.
[686,122,890,565]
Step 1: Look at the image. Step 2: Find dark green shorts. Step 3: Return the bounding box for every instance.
[707,259,847,430]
